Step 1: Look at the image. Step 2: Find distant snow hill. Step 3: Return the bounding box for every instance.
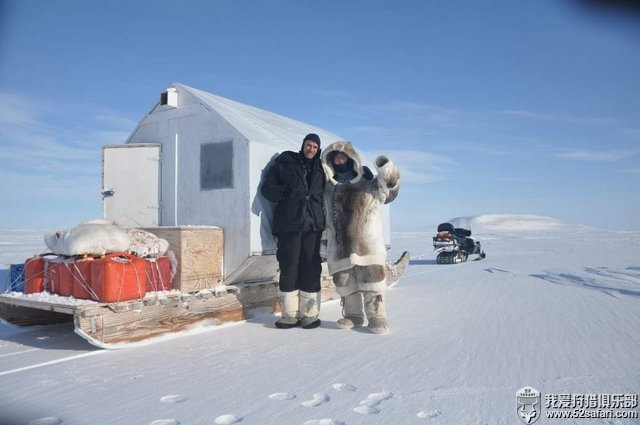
[446,214,593,234]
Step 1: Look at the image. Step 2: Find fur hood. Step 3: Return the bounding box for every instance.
[322,141,364,184]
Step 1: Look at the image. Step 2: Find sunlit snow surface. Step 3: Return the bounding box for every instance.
[1,215,639,425]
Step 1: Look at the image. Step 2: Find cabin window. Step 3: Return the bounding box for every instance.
[200,141,233,190]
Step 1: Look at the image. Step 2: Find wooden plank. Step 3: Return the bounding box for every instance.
[0,295,79,315]
[143,226,223,293]
[234,281,279,313]
[0,301,72,326]
[74,292,243,346]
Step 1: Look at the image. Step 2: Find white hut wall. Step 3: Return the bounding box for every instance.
[167,113,250,277]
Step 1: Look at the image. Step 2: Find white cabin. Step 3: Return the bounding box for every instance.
[102,83,389,284]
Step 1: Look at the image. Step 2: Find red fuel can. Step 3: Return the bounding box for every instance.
[91,253,147,302]
[47,258,73,296]
[25,256,47,293]
[145,256,172,292]
[71,258,95,300]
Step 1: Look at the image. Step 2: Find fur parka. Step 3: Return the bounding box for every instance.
[321,141,400,295]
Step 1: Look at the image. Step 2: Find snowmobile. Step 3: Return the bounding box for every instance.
[433,222,486,264]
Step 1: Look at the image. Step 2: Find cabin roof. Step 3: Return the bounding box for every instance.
[176,83,343,150]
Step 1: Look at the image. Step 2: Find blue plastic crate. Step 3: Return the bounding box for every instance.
[9,263,25,292]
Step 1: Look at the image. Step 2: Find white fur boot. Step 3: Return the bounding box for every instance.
[299,290,321,329]
[363,291,389,334]
[337,292,365,329]
[276,290,300,329]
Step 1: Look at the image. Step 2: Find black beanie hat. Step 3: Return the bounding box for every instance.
[303,133,321,148]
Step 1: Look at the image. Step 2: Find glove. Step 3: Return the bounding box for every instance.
[284,186,307,200]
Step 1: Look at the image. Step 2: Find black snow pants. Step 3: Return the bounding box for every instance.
[276,231,322,293]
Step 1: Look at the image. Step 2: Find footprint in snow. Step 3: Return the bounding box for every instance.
[28,418,63,425]
[331,383,357,392]
[150,397,186,425]
[160,394,188,403]
[214,414,242,424]
[301,393,330,407]
[353,391,394,415]
[360,390,394,406]
[417,409,442,418]
[268,392,297,400]
[303,420,345,425]
[353,405,380,415]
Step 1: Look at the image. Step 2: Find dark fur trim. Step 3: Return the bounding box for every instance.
[362,166,373,180]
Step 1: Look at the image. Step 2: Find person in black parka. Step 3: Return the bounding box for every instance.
[261,133,326,329]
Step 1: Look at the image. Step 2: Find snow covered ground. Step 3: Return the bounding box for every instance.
[0,214,639,425]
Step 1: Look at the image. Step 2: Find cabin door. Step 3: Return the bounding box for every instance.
[102,144,161,227]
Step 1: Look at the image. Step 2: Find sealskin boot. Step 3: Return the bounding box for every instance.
[299,290,321,329]
[275,290,300,329]
[337,292,365,329]
[363,291,389,334]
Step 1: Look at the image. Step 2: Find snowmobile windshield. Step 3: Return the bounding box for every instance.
[450,217,472,232]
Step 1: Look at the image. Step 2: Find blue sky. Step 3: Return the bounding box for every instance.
[1,0,639,231]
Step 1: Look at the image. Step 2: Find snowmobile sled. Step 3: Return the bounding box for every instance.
[433,222,485,264]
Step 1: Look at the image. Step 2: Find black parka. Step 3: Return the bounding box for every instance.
[261,150,326,234]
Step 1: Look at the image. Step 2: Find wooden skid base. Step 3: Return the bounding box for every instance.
[0,279,339,348]
[74,292,244,346]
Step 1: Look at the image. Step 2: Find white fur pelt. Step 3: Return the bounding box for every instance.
[45,219,132,256]
[44,219,170,257]
[126,228,170,258]
[321,141,400,296]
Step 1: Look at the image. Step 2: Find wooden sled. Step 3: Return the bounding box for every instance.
[0,251,409,348]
